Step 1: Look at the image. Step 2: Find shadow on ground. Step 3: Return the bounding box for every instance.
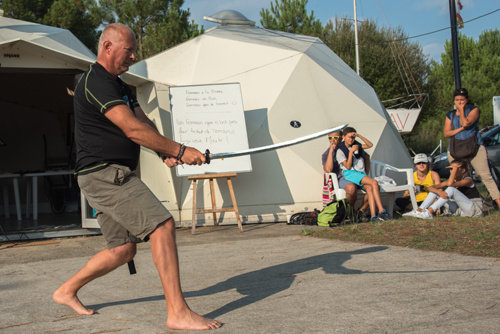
[86,245,486,318]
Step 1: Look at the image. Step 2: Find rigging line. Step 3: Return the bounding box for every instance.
[385,7,500,42]
[256,7,500,46]
[375,0,421,95]
[389,40,410,96]
[394,31,422,96]
[390,34,413,95]
[397,44,416,96]
[389,36,408,92]
[382,94,428,103]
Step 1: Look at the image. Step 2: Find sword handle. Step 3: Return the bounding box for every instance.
[205,149,211,164]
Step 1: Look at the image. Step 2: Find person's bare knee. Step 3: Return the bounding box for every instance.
[149,217,177,242]
[345,183,357,197]
[110,242,136,265]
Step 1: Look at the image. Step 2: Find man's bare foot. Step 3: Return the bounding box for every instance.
[166,309,222,330]
[53,287,95,315]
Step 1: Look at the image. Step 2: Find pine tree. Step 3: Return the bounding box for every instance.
[260,0,322,38]
[428,29,500,127]
[99,0,203,61]
[322,17,430,108]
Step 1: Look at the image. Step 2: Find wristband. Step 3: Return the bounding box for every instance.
[176,144,186,161]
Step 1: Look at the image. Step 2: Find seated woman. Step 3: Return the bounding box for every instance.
[410,159,483,219]
[399,153,441,215]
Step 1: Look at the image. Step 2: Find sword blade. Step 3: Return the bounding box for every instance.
[205,124,347,163]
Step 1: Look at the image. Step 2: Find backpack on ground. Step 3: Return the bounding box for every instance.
[317,198,350,227]
[287,209,320,225]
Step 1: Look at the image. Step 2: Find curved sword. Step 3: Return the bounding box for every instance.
[204,124,348,164]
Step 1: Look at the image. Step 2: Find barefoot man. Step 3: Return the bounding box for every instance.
[53,23,221,330]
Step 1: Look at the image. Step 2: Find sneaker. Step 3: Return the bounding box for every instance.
[378,210,392,221]
[402,210,418,218]
[415,209,433,219]
[370,216,381,222]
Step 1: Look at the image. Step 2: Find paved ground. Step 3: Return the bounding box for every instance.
[1,223,500,334]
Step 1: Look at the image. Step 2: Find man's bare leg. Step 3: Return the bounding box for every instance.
[344,183,358,209]
[53,243,136,315]
[149,218,221,330]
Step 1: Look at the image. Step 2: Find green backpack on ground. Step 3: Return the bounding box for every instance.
[318,198,350,227]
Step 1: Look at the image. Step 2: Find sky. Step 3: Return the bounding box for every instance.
[183,0,500,63]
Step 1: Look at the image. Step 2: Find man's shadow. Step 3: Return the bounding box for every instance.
[88,245,485,317]
[183,246,387,319]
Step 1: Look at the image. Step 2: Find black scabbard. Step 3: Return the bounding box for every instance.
[127,259,136,275]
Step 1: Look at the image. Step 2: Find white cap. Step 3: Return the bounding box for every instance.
[414,153,429,164]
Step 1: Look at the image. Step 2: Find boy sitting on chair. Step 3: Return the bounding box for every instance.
[336,127,392,222]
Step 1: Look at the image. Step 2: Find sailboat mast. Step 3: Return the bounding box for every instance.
[353,0,360,75]
[449,0,461,89]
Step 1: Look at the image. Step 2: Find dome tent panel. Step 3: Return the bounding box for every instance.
[302,43,387,119]
[191,32,305,85]
[305,56,388,123]
[0,17,96,61]
[213,56,303,138]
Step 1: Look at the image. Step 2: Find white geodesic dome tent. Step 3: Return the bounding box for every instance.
[129,10,413,225]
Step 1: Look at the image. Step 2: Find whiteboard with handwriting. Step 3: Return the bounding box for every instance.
[169,83,252,176]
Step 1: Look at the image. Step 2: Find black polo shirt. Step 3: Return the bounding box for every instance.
[74,62,141,174]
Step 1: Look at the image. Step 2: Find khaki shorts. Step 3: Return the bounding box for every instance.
[78,164,172,249]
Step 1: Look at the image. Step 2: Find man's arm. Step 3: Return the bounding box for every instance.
[105,104,205,165]
[323,142,337,173]
[134,106,159,132]
[134,106,169,160]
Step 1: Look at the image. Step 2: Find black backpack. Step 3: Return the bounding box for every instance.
[287,209,321,225]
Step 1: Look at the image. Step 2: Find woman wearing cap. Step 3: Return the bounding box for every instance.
[444,88,500,208]
[398,153,440,215]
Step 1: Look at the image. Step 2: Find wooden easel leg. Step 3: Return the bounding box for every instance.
[209,178,217,226]
[227,177,243,232]
[191,180,197,234]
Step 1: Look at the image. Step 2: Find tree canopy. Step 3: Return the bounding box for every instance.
[322,17,429,107]
[1,0,202,58]
[98,0,203,61]
[428,29,500,128]
[260,0,323,37]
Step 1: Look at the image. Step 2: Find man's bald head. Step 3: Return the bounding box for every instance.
[98,23,135,56]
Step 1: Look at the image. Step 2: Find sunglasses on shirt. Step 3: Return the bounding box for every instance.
[328,136,340,140]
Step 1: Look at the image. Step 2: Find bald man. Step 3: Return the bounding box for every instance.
[53,23,221,330]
